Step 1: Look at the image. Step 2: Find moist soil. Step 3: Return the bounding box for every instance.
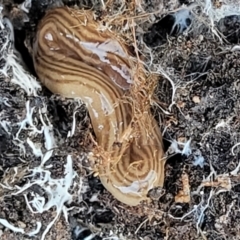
[1,0,240,239]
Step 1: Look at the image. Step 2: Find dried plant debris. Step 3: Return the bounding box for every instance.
[1,0,240,239]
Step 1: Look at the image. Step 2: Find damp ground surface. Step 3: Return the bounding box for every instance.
[1,0,240,239]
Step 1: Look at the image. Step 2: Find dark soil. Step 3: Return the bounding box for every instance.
[1,0,240,239]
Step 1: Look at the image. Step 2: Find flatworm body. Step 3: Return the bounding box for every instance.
[33,7,165,206]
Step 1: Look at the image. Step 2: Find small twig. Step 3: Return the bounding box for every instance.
[135,217,148,234]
